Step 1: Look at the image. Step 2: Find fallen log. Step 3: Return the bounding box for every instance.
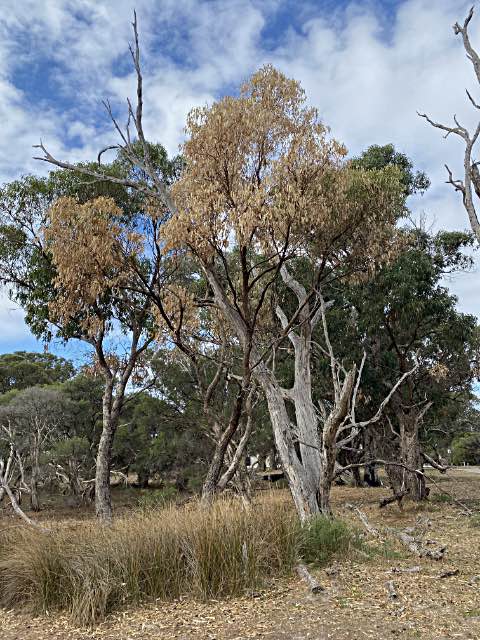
[438,568,459,579]
[296,563,324,593]
[345,503,380,537]
[379,490,407,509]
[387,528,446,560]
[347,502,446,561]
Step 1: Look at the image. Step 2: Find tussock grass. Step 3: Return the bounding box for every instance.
[0,498,297,625]
[0,496,364,626]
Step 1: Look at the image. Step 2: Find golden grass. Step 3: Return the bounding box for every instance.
[0,497,298,625]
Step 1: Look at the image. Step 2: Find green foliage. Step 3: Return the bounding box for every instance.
[0,351,74,394]
[451,433,480,465]
[47,436,90,466]
[351,143,430,196]
[0,142,180,344]
[113,390,208,490]
[299,516,363,566]
[136,486,179,510]
[431,492,453,504]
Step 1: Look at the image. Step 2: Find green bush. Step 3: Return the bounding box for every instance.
[299,515,363,566]
[451,433,480,465]
[136,486,179,510]
[431,492,453,504]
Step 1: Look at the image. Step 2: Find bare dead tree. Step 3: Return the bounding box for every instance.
[419,6,480,241]
[0,452,49,533]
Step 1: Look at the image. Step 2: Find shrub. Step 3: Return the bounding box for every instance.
[431,492,453,504]
[299,516,363,566]
[451,433,480,465]
[136,486,179,510]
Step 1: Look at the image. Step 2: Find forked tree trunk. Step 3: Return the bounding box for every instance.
[201,381,255,504]
[201,413,243,504]
[257,367,323,521]
[203,265,353,522]
[201,441,227,504]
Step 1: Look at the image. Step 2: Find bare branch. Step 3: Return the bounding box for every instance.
[453,7,480,85]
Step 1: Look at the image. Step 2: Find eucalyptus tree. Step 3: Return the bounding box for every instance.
[0,149,179,520]
[0,351,74,394]
[349,229,479,499]
[0,386,71,510]
[32,21,415,518]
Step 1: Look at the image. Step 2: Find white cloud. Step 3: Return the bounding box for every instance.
[1,0,480,351]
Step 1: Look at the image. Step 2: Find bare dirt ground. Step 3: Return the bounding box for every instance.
[1,471,479,640]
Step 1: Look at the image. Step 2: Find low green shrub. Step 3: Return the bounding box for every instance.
[431,492,453,504]
[298,515,363,566]
[136,486,179,510]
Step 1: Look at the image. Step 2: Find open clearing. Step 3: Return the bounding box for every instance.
[1,470,479,640]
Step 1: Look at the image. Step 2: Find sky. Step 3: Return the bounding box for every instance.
[1,0,479,361]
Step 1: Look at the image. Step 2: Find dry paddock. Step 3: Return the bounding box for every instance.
[1,470,479,640]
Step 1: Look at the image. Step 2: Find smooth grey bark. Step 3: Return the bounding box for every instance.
[95,379,118,521]
[29,429,41,512]
[0,458,49,532]
[419,7,480,243]
[94,326,147,522]
[203,263,361,521]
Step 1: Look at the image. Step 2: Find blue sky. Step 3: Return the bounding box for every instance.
[0,0,479,362]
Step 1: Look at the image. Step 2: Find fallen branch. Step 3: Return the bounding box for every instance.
[387,528,446,561]
[339,458,473,515]
[296,563,324,593]
[345,503,380,537]
[438,568,459,579]
[0,463,50,533]
[379,491,407,509]
[391,566,421,574]
[422,452,448,473]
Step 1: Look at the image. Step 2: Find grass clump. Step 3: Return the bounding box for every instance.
[298,515,363,566]
[0,498,297,626]
[0,499,367,626]
[469,513,480,527]
[431,492,453,504]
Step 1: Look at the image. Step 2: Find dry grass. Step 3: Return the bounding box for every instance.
[0,497,299,625]
[2,473,479,638]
